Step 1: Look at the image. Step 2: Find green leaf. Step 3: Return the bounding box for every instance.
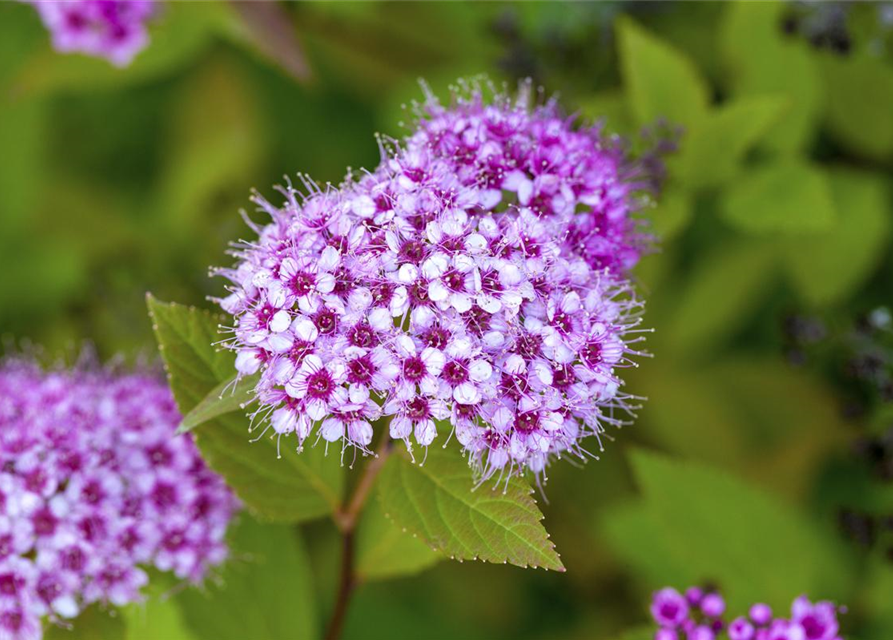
[578,90,633,136]
[720,161,837,234]
[123,580,197,640]
[613,627,655,640]
[377,445,563,571]
[676,95,789,189]
[45,606,126,640]
[720,2,822,153]
[666,242,777,357]
[356,496,442,582]
[177,518,317,640]
[780,168,891,307]
[821,54,893,160]
[178,374,259,435]
[147,295,343,522]
[605,449,855,614]
[648,184,693,242]
[616,16,710,130]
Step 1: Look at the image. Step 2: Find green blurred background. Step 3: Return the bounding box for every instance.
[2,2,893,639]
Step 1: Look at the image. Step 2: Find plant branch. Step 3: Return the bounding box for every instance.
[324,438,392,640]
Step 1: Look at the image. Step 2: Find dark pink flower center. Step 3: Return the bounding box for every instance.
[400,240,426,263]
[32,508,57,537]
[0,573,20,596]
[406,398,430,421]
[402,357,427,383]
[552,311,572,334]
[442,360,468,385]
[514,412,540,433]
[422,325,449,349]
[443,270,465,291]
[291,272,315,296]
[314,309,338,334]
[481,270,503,293]
[348,356,376,384]
[306,370,334,399]
[583,341,603,366]
[408,281,431,306]
[516,333,542,359]
[349,323,377,348]
[553,365,574,389]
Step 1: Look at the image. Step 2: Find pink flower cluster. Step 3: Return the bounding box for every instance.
[218,81,649,478]
[27,0,156,67]
[0,360,239,640]
[651,586,845,640]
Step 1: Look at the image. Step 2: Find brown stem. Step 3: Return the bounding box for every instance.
[323,529,355,640]
[324,439,392,640]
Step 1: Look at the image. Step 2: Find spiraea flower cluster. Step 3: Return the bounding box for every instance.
[218,81,650,479]
[651,586,845,640]
[0,359,239,640]
[27,0,156,67]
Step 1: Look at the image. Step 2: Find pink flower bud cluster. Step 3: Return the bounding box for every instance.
[651,586,845,640]
[0,360,239,639]
[27,0,156,67]
[217,81,650,479]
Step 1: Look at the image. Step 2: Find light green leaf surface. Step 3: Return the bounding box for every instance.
[147,296,343,523]
[720,2,822,153]
[178,518,317,640]
[356,497,442,582]
[617,16,710,130]
[605,450,855,614]
[178,374,259,435]
[781,168,891,307]
[676,95,788,189]
[377,446,563,571]
[822,55,893,160]
[666,242,777,357]
[45,607,126,640]
[721,161,837,234]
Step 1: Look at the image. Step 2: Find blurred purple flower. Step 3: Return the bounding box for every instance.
[26,0,156,67]
[0,359,239,638]
[649,588,845,640]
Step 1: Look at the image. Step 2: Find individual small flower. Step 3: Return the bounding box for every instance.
[217,79,652,479]
[0,358,240,639]
[651,587,689,629]
[26,0,158,67]
[649,587,845,640]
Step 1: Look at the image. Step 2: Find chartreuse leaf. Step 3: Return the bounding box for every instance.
[720,2,822,153]
[613,627,654,640]
[648,184,693,242]
[720,161,837,234]
[821,54,893,160]
[356,495,442,582]
[616,16,710,130]
[122,578,196,640]
[605,450,855,614]
[780,168,891,307]
[178,374,259,435]
[45,607,126,640]
[676,95,789,189]
[177,518,317,640]
[666,242,777,358]
[147,295,343,523]
[377,445,563,571]
[864,563,893,640]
